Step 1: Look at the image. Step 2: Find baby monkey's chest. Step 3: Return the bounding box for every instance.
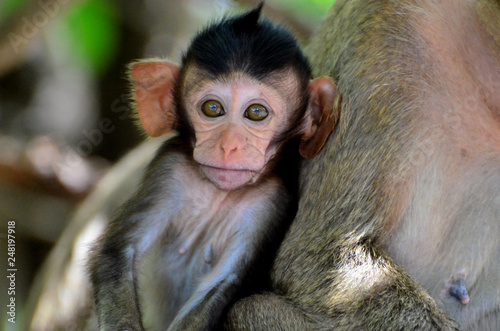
[137,191,257,328]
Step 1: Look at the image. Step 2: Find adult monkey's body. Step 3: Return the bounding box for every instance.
[225,0,500,330]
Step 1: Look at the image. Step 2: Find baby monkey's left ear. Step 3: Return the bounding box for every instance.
[300,76,341,158]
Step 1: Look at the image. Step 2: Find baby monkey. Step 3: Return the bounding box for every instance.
[90,5,339,331]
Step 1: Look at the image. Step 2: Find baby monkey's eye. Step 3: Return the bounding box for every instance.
[202,100,225,117]
[245,104,269,121]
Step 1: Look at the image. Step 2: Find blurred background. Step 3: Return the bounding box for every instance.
[0,0,334,329]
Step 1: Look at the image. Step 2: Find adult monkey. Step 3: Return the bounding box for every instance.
[225,0,500,330]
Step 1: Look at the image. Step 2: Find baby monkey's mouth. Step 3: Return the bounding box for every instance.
[199,165,258,191]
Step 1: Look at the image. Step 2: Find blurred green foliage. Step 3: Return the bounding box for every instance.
[285,0,335,21]
[0,0,28,21]
[1,0,120,76]
[55,0,120,75]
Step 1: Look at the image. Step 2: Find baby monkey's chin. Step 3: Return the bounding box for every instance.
[200,165,258,191]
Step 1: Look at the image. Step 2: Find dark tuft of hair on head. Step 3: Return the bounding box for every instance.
[180,3,311,84]
[232,2,263,35]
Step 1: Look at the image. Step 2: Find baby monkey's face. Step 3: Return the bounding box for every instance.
[185,73,296,191]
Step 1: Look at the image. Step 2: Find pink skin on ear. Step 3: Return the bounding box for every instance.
[131,61,180,137]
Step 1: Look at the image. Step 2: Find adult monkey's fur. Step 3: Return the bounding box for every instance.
[225,0,500,330]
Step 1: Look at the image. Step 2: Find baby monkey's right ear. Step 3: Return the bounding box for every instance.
[128,60,180,137]
[300,76,341,158]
